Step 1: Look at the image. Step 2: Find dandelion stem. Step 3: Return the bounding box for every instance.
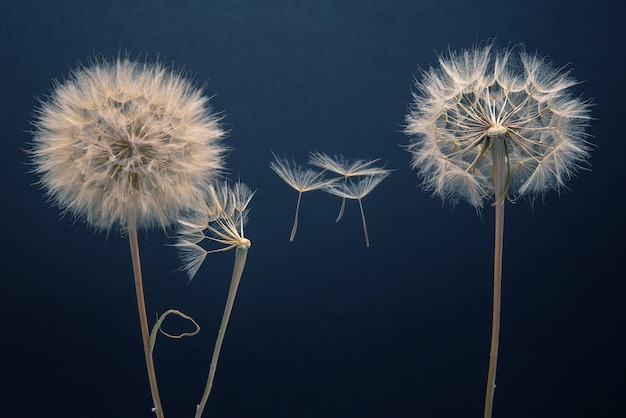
[336,177,347,222]
[358,198,370,247]
[195,246,249,418]
[290,191,302,242]
[128,227,164,418]
[484,138,507,418]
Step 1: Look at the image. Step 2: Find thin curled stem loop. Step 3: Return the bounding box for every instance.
[149,309,201,356]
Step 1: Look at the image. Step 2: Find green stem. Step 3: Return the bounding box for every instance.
[484,137,507,418]
[128,227,164,418]
[195,246,249,418]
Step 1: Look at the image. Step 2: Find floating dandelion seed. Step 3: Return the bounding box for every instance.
[404,42,592,418]
[324,172,390,247]
[308,151,391,221]
[30,56,226,418]
[270,151,338,241]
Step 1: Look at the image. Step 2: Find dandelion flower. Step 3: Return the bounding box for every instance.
[176,180,253,280]
[308,151,391,221]
[175,180,254,418]
[270,151,338,241]
[324,172,390,247]
[29,56,226,417]
[404,43,592,418]
[31,57,225,232]
[405,43,591,208]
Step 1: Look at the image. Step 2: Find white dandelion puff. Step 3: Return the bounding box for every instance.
[405,43,592,208]
[404,42,593,418]
[31,57,225,232]
[29,56,227,418]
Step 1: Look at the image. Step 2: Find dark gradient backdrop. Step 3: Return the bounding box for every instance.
[1,1,623,417]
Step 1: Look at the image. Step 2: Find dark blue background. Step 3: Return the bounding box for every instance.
[1,0,623,417]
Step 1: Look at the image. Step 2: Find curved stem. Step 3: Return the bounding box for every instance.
[336,177,348,222]
[195,246,249,418]
[358,198,370,247]
[484,137,507,418]
[149,309,200,355]
[128,227,164,418]
[290,192,302,242]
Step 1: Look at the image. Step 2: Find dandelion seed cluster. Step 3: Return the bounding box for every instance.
[31,58,225,231]
[405,44,592,208]
[270,151,391,245]
[176,181,254,280]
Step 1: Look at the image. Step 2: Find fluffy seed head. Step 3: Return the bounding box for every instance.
[175,180,254,280]
[30,57,226,231]
[404,43,592,208]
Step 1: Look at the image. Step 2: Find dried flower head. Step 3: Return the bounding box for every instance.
[30,57,225,231]
[175,180,254,280]
[404,43,592,208]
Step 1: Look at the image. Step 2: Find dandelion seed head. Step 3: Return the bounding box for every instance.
[175,180,254,280]
[31,57,226,232]
[405,43,592,208]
